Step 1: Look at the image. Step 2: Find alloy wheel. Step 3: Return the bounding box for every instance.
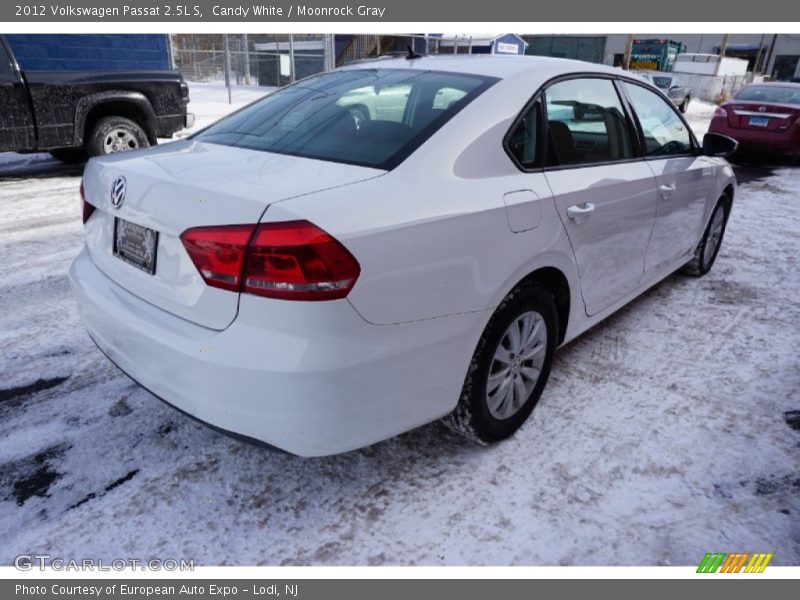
[703,206,725,269]
[486,310,548,420]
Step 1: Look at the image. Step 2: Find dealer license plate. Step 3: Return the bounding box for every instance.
[113,217,158,275]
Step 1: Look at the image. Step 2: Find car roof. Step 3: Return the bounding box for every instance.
[338,54,626,80]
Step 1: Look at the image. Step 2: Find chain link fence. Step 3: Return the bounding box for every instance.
[171,34,330,103]
[170,34,488,103]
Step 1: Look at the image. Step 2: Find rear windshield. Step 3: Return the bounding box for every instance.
[736,85,800,105]
[193,68,497,170]
[652,77,672,89]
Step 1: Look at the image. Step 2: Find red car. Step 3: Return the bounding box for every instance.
[709,82,800,158]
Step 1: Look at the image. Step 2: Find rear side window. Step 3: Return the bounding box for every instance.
[544,78,634,167]
[507,101,540,168]
[623,82,692,157]
[194,68,497,170]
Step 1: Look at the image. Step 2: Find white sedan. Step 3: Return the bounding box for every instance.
[70,55,737,456]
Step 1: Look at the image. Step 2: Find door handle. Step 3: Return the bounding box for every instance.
[566,203,595,223]
[659,183,676,197]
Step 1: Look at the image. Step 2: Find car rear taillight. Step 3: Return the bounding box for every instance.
[713,107,728,118]
[243,221,360,301]
[80,181,95,224]
[180,221,360,301]
[180,225,255,292]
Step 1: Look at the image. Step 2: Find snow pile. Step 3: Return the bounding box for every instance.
[684,99,719,139]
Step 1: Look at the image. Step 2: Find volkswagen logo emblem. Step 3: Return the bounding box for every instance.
[110,176,127,209]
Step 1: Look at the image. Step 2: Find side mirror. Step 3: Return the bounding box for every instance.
[702,132,738,157]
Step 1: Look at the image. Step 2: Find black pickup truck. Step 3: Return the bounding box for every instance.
[0,35,193,162]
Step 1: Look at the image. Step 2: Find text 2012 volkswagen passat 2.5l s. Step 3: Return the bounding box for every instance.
[70,55,738,456]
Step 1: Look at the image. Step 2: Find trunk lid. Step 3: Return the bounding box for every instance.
[82,139,383,330]
[725,101,800,133]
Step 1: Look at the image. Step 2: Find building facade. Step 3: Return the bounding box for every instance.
[525,34,800,80]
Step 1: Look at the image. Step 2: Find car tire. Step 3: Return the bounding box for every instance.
[682,196,729,277]
[442,282,558,444]
[679,97,690,113]
[86,116,150,157]
[49,148,87,164]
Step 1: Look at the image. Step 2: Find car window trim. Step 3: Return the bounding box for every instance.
[501,91,545,172]
[503,71,650,173]
[542,74,644,169]
[616,78,701,160]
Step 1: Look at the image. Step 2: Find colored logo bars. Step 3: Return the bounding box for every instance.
[697,552,773,573]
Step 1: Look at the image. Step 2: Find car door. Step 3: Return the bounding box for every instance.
[542,77,658,316]
[620,81,714,273]
[0,38,35,152]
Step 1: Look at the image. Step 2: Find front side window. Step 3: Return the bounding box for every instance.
[194,69,496,170]
[623,82,692,157]
[544,78,634,166]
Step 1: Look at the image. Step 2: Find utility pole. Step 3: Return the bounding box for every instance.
[764,34,778,79]
[755,34,766,74]
[323,34,335,71]
[288,34,296,84]
[622,34,633,70]
[223,34,232,104]
[719,34,729,58]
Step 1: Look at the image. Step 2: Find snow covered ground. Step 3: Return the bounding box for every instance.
[0,91,798,566]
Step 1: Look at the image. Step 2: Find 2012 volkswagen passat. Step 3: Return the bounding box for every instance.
[70,56,737,456]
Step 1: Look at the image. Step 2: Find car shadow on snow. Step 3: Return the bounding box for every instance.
[0,152,84,180]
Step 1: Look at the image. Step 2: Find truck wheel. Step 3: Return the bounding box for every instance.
[87,116,150,157]
[50,148,87,164]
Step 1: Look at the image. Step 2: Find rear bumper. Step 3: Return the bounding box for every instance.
[69,247,482,456]
[709,118,800,156]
